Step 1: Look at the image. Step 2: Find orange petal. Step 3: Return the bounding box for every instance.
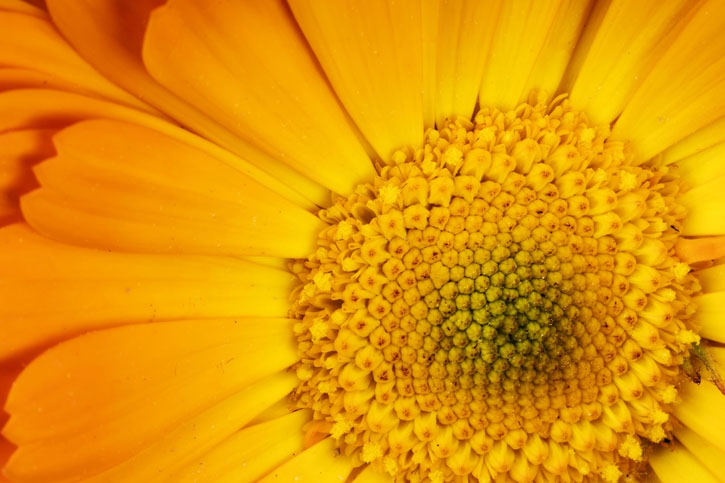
[6,336,296,483]
[676,236,725,265]
[259,438,355,482]
[172,410,310,483]
[0,224,295,360]
[0,89,314,209]
[143,0,373,196]
[289,0,425,160]
[0,10,152,112]
[565,0,694,125]
[0,437,15,483]
[612,0,725,161]
[46,0,330,205]
[23,119,326,258]
[0,129,55,225]
[0,0,46,17]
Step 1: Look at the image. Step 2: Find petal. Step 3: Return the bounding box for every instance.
[353,465,392,482]
[650,443,720,483]
[0,224,295,360]
[661,116,725,164]
[694,263,725,292]
[0,0,46,17]
[612,0,725,161]
[517,0,592,105]
[46,0,331,205]
[0,89,314,209]
[0,438,15,483]
[0,129,55,224]
[676,142,725,187]
[143,0,374,196]
[421,0,438,129]
[674,426,725,477]
[7,360,296,482]
[431,0,502,126]
[676,236,725,265]
[478,0,590,111]
[4,318,296,479]
[674,381,725,453]
[565,0,694,125]
[289,0,425,160]
[0,10,153,112]
[88,373,296,482]
[258,437,355,482]
[691,292,725,343]
[679,180,725,236]
[171,410,310,482]
[23,120,326,258]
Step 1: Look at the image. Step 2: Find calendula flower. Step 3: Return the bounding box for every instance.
[1,0,725,482]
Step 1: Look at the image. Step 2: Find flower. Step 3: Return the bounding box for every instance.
[1,0,725,482]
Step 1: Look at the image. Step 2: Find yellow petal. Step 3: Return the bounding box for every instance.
[675,142,725,187]
[421,0,438,129]
[3,319,297,481]
[46,0,329,205]
[0,224,295,360]
[518,0,592,106]
[479,0,590,111]
[289,0,425,160]
[432,0,502,125]
[674,381,725,453]
[0,10,152,112]
[650,443,720,483]
[691,293,725,343]
[674,426,725,478]
[694,262,725,292]
[143,0,373,196]
[86,373,297,482]
[172,410,310,483]
[259,437,355,482]
[680,181,725,236]
[23,120,326,258]
[0,89,314,209]
[0,129,55,224]
[566,0,693,125]
[612,0,725,161]
[353,465,392,482]
[661,116,725,164]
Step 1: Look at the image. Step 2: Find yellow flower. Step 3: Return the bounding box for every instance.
[1,0,724,482]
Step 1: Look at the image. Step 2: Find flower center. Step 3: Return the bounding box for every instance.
[290,97,698,482]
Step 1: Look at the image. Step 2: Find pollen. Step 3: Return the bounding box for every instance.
[290,97,699,482]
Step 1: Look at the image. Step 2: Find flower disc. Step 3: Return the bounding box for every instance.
[291,97,699,482]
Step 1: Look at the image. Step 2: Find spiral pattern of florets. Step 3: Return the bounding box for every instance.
[290,96,699,482]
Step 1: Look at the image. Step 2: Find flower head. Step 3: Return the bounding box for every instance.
[1,1,725,482]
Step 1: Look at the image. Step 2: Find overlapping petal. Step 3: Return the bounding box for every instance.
[23,119,325,257]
